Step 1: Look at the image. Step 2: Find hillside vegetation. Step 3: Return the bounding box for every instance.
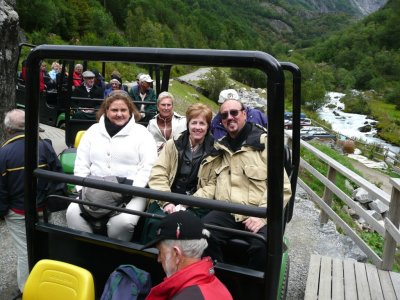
[16,0,357,52]
[15,0,400,144]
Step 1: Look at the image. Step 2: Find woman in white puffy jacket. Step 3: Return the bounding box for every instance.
[66,90,157,241]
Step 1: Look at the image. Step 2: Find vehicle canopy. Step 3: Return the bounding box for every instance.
[23,45,301,299]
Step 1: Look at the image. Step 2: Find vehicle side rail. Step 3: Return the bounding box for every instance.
[131,100,157,105]
[69,96,104,108]
[47,194,267,246]
[36,169,267,218]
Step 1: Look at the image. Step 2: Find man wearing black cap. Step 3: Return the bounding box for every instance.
[142,211,233,300]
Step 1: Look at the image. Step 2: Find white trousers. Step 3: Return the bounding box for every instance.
[5,211,29,293]
[66,197,146,241]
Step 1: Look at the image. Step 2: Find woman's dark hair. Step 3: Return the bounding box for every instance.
[97,91,140,122]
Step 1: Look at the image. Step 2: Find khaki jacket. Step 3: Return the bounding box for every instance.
[148,132,220,207]
[213,124,292,223]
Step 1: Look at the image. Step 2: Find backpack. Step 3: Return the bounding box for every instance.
[79,175,132,219]
[100,265,152,300]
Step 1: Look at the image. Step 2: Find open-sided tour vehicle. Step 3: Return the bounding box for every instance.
[23,45,301,299]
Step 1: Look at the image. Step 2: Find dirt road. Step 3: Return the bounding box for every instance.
[348,158,393,195]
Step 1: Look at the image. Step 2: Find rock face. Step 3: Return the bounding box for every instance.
[349,0,387,15]
[0,0,19,141]
[287,0,387,15]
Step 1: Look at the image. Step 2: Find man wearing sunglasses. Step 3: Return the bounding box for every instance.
[202,98,291,271]
[210,89,267,139]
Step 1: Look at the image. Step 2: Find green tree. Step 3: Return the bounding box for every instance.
[302,78,326,111]
[198,68,229,102]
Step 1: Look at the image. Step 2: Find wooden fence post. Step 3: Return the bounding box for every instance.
[319,166,336,224]
[381,178,400,270]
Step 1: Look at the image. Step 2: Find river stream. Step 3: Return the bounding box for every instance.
[318,92,400,155]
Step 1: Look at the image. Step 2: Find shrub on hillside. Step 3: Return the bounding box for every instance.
[198,68,229,102]
[342,140,355,154]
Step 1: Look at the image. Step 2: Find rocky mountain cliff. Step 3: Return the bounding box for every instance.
[349,0,388,14]
[0,0,19,142]
[285,0,387,15]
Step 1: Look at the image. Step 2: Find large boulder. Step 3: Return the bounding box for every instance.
[352,187,373,204]
[0,0,19,142]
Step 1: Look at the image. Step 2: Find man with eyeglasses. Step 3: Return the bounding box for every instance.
[210,89,267,139]
[202,98,291,271]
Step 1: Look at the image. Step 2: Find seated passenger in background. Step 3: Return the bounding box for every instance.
[21,59,27,81]
[72,64,83,87]
[105,70,128,92]
[141,103,220,244]
[48,62,60,81]
[73,70,104,99]
[147,91,187,153]
[210,89,268,139]
[39,61,49,92]
[93,69,106,94]
[129,74,157,123]
[104,78,123,98]
[66,91,157,241]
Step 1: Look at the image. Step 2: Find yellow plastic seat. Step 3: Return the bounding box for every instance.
[23,259,95,300]
[74,130,86,148]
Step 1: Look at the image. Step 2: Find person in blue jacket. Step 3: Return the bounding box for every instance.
[210,89,268,139]
[0,109,63,294]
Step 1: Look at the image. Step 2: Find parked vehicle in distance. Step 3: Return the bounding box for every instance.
[300,118,312,127]
[300,126,336,141]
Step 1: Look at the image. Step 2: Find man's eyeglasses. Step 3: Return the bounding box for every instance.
[221,109,244,120]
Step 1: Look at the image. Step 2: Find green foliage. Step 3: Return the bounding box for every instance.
[306,0,400,93]
[386,83,400,109]
[342,94,372,115]
[198,68,229,103]
[360,232,384,257]
[230,68,267,88]
[16,0,364,56]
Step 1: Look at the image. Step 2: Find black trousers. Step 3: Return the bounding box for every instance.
[202,210,267,271]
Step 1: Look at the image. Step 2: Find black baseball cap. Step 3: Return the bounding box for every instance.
[141,211,208,249]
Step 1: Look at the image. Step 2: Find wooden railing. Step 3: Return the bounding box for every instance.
[290,134,400,270]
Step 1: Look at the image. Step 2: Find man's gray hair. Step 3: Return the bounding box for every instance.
[74,63,83,70]
[162,229,210,259]
[157,91,175,104]
[4,109,25,132]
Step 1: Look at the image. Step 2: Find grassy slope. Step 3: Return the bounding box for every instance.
[168,80,219,115]
[369,99,400,145]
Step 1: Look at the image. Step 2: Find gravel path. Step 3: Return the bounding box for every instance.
[285,186,367,299]
[178,67,210,82]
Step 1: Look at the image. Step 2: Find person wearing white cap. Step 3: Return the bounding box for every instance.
[210,89,268,139]
[128,74,157,123]
[72,70,104,99]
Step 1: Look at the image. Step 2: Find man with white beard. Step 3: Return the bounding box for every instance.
[142,211,233,300]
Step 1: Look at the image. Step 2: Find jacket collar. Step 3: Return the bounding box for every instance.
[147,257,215,300]
[2,132,25,147]
[174,131,216,154]
[217,122,265,152]
[99,114,136,137]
